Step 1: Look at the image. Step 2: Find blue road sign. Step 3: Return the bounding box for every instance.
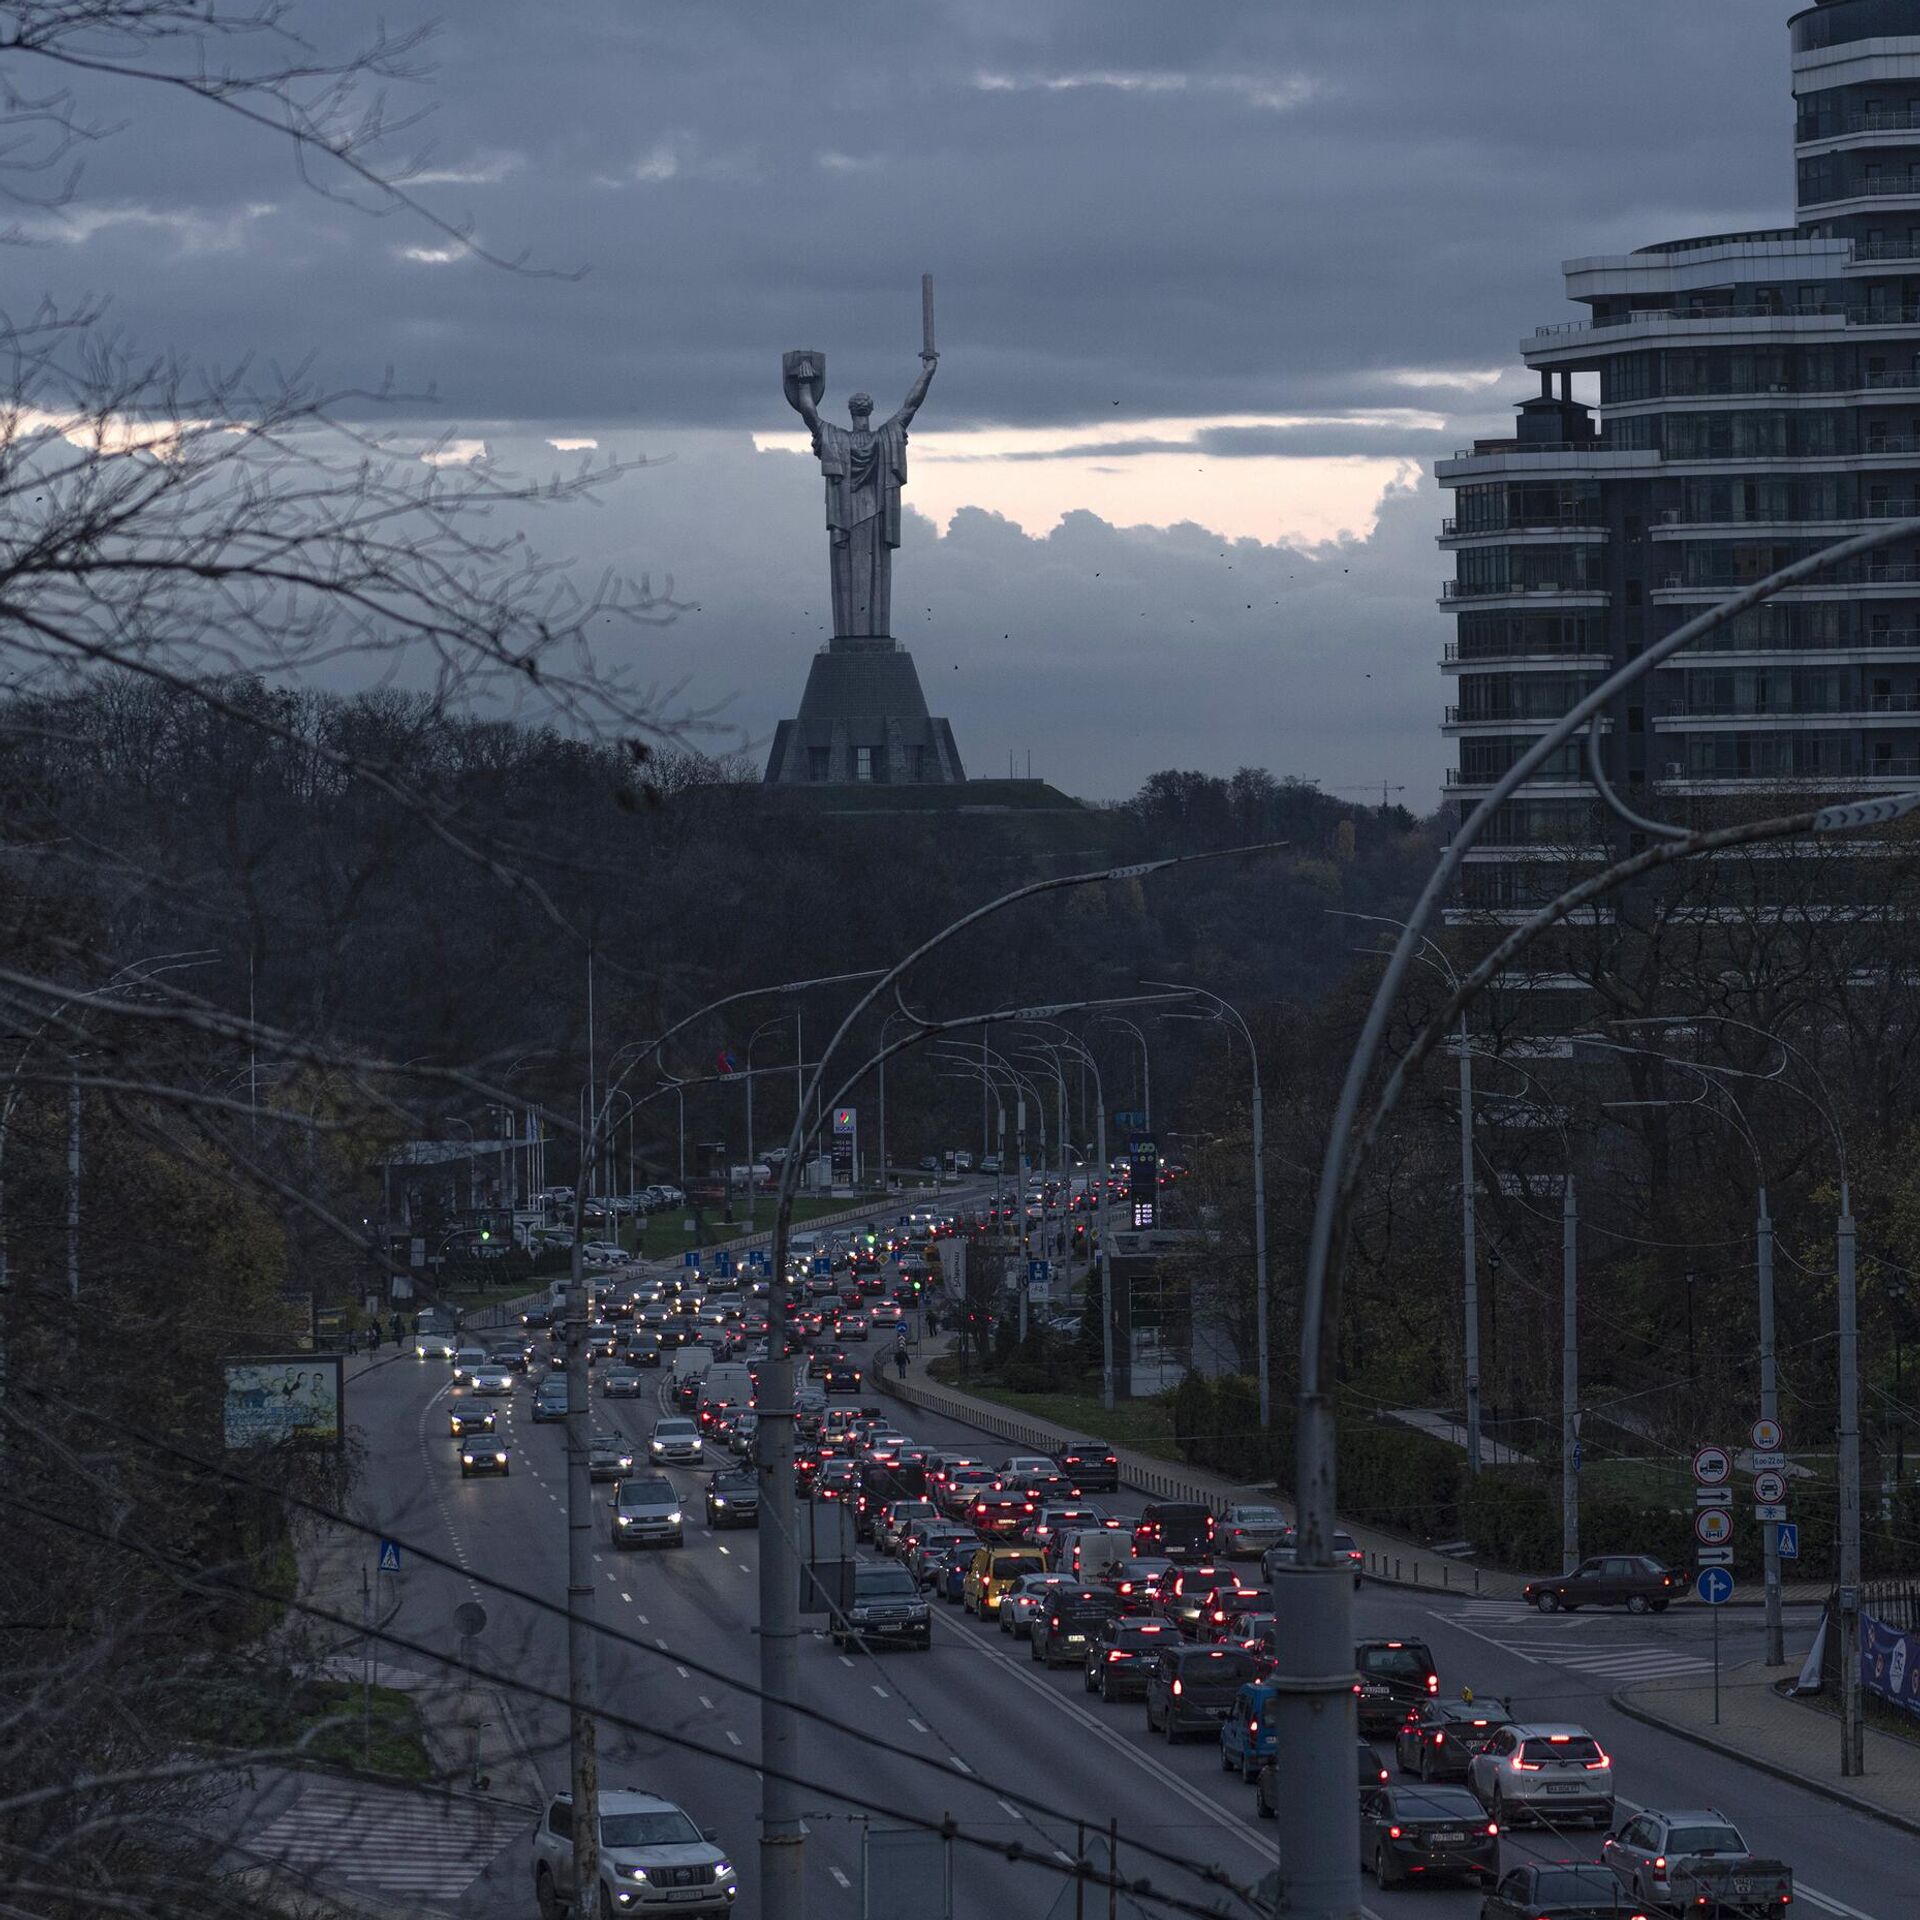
[1572,1440,1583,1472]
[1776,1522,1800,1560]
[1027,1259,1050,1287]
[1113,1109,1148,1132]
[1696,1568,1734,1606]
[811,1256,831,1277]
[683,1251,699,1268]
[378,1539,401,1574]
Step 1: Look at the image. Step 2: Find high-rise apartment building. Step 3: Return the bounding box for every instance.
[1440,0,1920,920]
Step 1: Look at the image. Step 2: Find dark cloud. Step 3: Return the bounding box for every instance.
[7,1,1805,802]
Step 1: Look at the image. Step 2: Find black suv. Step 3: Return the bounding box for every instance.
[1055,1440,1119,1492]
[1394,1696,1511,1781]
[705,1468,760,1530]
[1132,1502,1216,1562]
[1354,1638,1439,1736]
[834,1561,932,1652]
[1031,1587,1122,1668]
[1084,1616,1175,1701]
[1143,1644,1259,1741]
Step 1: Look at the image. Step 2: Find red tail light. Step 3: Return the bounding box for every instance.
[1388,1826,1402,1841]
[1427,1674,1439,1693]
[1107,1649,1126,1663]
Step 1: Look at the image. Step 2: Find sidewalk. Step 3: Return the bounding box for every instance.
[1616,1660,1920,1837]
[878,1359,1526,1599]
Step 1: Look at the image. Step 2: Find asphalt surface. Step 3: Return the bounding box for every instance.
[321,1273,1906,1920]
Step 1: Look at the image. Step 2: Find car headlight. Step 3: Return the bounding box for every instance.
[713,1859,733,1878]
[713,1496,727,1506]
[622,1865,650,1883]
[462,1452,475,1464]
[668,1511,683,1524]
[616,1514,633,1526]
[495,1452,507,1463]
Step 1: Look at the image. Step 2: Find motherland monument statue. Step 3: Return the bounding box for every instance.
[764,275,965,785]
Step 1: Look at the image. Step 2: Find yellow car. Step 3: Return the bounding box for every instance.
[964,1546,1045,1616]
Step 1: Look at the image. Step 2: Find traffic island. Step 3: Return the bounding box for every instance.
[1613,1659,1920,1837]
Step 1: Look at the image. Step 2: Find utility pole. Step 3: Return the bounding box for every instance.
[1250,1062,1270,1432]
[1757,1188,1784,1668]
[1458,1014,1481,1475]
[66,1061,80,1304]
[758,1210,804,1917]
[1838,1182,1863,1776]
[1562,1177,1579,1572]
[1096,1094,1114,1411]
[563,1221,598,1900]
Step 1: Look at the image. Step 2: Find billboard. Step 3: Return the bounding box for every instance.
[831,1105,858,1192]
[1861,1612,1920,1721]
[1129,1143,1160,1230]
[223,1355,344,1450]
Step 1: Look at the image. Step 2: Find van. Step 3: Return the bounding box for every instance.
[1065,1529,1131,1584]
[789,1232,824,1265]
[671,1346,714,1381]
[696,1363,754,1423]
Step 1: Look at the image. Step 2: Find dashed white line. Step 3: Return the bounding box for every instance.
[620,1592,633,1603]
[997,1797,1023,1822]
[828,1867,851,1889]
[698,1695,715,1710]
[908,1718,928,1733]
[675,1665,689,1679]
[838,1656,855,1670]
[870,1684,889,1699]
[717,1544,730,1555]
[949,1756,973,1774]
[725,1730,742,1747]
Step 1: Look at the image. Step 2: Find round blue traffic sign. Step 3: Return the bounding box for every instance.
[1696,1568,1735,1606]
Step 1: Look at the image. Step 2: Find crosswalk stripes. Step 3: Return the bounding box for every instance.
[1549,1647,1713,1684]
[248,1778,514,1897]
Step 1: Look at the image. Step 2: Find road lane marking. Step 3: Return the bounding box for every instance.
[829,1867,851,1888]
[699,1695,714,1710]
[718,1545,730,1555]
[909,1719,928,1732]
[997,1797,1024,1822]
[725,1730,742,1746]
[839,1656,855,1669]
[949,1755,973,1773]
[620,1592,632,1603]
[871,1685,889,1699]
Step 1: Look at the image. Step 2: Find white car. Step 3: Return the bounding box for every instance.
[468,1364,516,1396]
[998,1572,1072,1635]
[1466,1723,1614,1828]
[449,1347,489,1387]
[1217,1505,1290,1559]
[649,1417,702,1463]
[531,1790,733,1916]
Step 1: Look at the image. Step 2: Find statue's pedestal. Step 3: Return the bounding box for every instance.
[764,637,965,785]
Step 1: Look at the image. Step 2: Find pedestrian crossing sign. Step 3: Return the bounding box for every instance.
[1776,1522,1799,1560]
[378,1539,401,1574]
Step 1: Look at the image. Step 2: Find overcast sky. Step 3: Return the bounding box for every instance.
[21,1,1804,803]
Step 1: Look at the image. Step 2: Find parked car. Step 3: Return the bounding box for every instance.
[1359,1784,1499,1889]
[1522,1554,1681,1615]
[1466,1724,1614,1829]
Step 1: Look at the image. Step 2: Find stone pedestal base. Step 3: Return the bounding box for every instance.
[764,639,965,785]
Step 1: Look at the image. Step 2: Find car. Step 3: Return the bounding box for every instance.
[601,1365,645,1398]
[488,1341,530,1374]
[1143,1644,1260,1741]
[907,1524,976,1586]
[1217,1505,1290,1560]
[531,1790,735,1918]
[935,1467,995,1519]
[1261,1526,1365,1586]
[416,1326,458,1360]
[934,1541,977,1604]
[1602,1809,1792,1914]
[999,1571,1072,1635]
[1027,1503,1108,1548]
[649,1416,703,1463]
[876,1498,939,1555]
[970,1490,1039,1539]
[448,1405,496,1440]
[1106,1557,1174,1612]
[1219,1680,1280,1781]
[1054,1440,1119,1492]
[449,1346,489,1388]
[1354,1638,1439,1735]
[531,1378,569,1423]
[704,1468,760,1529]
[812,1459,860,1504]
[1132,1500,1216,1561]
[1031,1586,1122,1667]
[1196,1584,1271,1642]
[1257,1740,1386,1821]
[1394,1696,1513,1782]
[589,1430,637,1480]
[1482,1862,1647,1920]
[459,1439,511,1477]
[835,1559,932,1651]
[1466,1724,1614,1829]
[819,1360,864,1395]
[1156,1564,1236,1636]
[624,1331,665,1368]
[1083,1616,1175,1700]
[1359,1784,1499,1889]
[836,1311,870,1341]
[611,1473,684,1549]
[1523,1554,1681,1615]
[726,1411,758,1459]
[964,1545,1044,1616]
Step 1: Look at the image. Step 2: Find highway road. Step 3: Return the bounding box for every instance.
[307,1287,1906,1920]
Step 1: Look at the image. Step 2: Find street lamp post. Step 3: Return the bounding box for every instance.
[1146,981,1270,1430]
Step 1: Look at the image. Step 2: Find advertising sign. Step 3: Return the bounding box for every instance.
[831,1106,858,1193]
[1861,1614,1920,1722]
[223,1355,344,1450]
[1128,1144,1159,1231]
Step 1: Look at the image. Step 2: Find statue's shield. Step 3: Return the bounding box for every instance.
[783,349,826,410]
